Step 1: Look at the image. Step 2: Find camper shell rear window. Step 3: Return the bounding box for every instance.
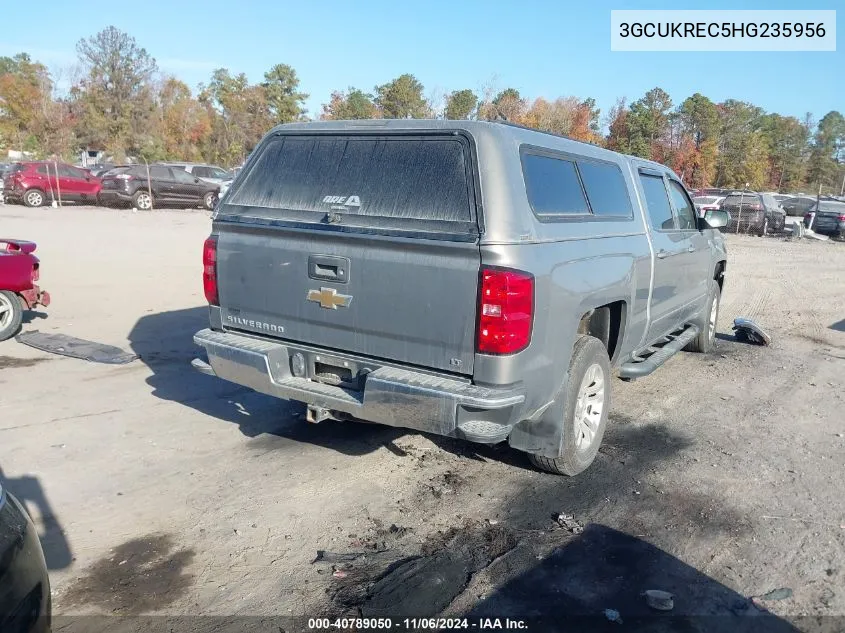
[223,133,479,238]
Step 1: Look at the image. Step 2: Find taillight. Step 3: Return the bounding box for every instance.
[31,262,39,282]
[203,236,218,305]
[115,174,134,180]
[477,268,534,355]
[837,215,845,221]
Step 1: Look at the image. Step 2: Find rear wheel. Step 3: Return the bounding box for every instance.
[527,335,611,476]
[203,191,217,210]
[0,291,23,341]
[132,190,153,210]
[23,189,45,207]
[686,279,720,353]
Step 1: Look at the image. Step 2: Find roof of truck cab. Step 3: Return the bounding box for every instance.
[268,119,674,174]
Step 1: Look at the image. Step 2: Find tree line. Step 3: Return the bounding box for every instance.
[1,26,843,193]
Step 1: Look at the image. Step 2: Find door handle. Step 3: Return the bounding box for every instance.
[308,255,350,283]
[656,249,670,259]
[688,245,696,253]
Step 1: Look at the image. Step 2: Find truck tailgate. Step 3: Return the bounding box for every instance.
[217,225,479,374]
[214,132,482,375]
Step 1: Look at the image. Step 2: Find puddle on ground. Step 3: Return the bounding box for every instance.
[60,533,195,614]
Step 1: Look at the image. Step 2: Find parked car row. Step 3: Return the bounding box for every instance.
[1,161,236,210]
[691,188,844,238]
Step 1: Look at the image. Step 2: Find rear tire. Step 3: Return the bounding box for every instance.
[527,335,611,476]
[203,191,217,210]
[685,279,720,353]
[0,290,23,342]
[132,190,153,210]
[23,189,45,207]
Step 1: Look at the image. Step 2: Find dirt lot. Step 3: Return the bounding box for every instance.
[1,205,844,630]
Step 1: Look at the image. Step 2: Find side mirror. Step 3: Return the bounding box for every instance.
[194,177,200,183]
[702,209,729,229]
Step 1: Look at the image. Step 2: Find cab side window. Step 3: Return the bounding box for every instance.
[668,180,697,230]
[639,174,675,231]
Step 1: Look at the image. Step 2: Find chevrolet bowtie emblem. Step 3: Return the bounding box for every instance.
[307,287,353,309]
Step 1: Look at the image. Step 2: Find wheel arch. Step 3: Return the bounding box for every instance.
[576,300,627,364]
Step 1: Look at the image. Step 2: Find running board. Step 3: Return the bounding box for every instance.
[618,325,699,380]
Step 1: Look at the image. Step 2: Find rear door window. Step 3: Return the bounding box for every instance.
[639,174,675,231]
[228,135,474,225]
[521,153,589,216]
[172,169,197,184]
[721,194,760,208]
[576,160,633,217]
[149,166,171,180]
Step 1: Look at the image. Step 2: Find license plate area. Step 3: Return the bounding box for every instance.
[307,353,368,391]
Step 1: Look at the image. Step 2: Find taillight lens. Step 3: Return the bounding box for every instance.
[837,214,845,221]
[477,268,534,355]
[203,236,218,305]
[31,262,39,282]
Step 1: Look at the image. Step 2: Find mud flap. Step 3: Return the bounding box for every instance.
[507,371,569,459]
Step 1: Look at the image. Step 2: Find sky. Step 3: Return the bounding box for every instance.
[1,0,841,126]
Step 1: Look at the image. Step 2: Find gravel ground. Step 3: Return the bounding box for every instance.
[1,205,844,629]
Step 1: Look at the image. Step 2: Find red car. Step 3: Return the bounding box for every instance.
[0,239,50,341]
[3,162,101,207]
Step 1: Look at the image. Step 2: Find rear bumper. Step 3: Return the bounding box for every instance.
[809,220,845,235]
[193,328,525,443]
[19,286,50,309]
[97,190,132,203]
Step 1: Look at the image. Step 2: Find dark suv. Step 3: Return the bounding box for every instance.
[720,192,785,235]
[98,165,219,210]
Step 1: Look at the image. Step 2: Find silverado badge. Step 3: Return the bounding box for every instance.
[307,287,353,310]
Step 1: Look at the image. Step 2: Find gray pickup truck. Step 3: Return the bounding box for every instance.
[193,120,728,476]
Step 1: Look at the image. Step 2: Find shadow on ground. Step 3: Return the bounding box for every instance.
[467,524,798,633]
[21,310,48,325]
[830,318,845,332]
[0,465,73,570]
[128,307,444,458]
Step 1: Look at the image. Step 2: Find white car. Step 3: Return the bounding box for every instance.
[693,195,725,217]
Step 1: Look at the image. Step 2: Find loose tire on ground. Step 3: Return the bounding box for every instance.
[685,279,721,353]
[0,290,23,342]
[527,335,611,476]
[23,189,45,207]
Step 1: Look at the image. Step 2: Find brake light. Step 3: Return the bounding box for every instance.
[838,215,845,221]
[477,268,534,355]
[203,236,218,305]
[115,174,134,180]
[31,263,39,282]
